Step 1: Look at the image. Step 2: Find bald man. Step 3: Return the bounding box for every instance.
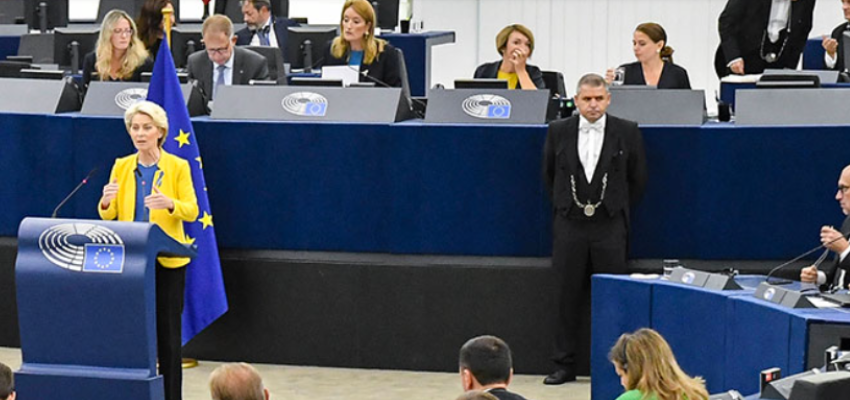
[800,165,850,290]
[209,363,269,400]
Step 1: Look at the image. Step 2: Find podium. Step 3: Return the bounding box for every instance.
[14,217,196,400]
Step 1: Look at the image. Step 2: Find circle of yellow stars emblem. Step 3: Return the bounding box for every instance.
[93,247,116,269]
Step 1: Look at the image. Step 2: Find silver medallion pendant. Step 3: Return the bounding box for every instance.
[584,204,596,217]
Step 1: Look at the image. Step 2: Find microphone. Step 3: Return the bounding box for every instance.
[52,168,98,218]
[764,228,850,285]
[347,65,426,119]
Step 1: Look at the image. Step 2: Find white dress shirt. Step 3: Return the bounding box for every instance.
[577,114,606,183]
[816,247,850,286]
[249,17,279,48]
[767,0,792,43]
[213,50,236,88]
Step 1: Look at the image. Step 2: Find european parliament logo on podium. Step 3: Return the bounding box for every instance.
[82,243,125,273]
[462,94,512,120]
[282,92,328,117]
[38,222,126,273]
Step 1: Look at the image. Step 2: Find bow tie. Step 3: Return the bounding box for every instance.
[580,123,603,133]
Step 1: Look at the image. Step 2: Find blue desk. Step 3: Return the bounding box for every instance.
[0,34,20,61]
[2,113,849,259]
[804,37,826,70]
[591,275,850,400]
[381,31,455,96]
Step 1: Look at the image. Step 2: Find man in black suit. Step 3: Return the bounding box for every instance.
[715,0,815,77]
[186,14,269,110]
[458,336,531,400]
[542,73,647,385]
[235,0,299,62]
[800,165,850,290]
[822,0,850,72]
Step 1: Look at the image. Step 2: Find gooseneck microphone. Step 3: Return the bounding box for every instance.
[52,168,98,218]
[764,229,850,285]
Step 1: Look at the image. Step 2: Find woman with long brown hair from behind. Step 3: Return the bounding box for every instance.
[609,328,709,400]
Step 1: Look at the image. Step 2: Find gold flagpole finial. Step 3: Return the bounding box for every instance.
[162,7,174,48]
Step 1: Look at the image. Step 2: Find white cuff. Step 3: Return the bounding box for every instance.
[727,57,743,68]
[825,51,838,69]
[817,270,827,286]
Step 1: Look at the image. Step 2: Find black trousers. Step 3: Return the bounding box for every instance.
[550,212,627,368]
[156,263,186,400]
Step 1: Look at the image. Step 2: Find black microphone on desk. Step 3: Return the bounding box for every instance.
[52,168,98,218]
[764,229,850,285]
[347,65,426,119]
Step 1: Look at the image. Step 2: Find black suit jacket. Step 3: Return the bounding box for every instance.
[821,215,850,289]
[487,388,530,400]
[321,42,403,87]
[543,114,648,226]
[716,0,815,77]
[827,22,850,72]
[185,46,270,106]
[81,51,154,93]
[620,61,691,89]
[235,16,300,63]
[474,60,545,89]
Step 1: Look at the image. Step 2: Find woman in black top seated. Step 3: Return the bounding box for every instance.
[136,0,175,61]
[82,10,154,92]
[474,24,544,90]
[606,22,690,89]
[322,0,403,87]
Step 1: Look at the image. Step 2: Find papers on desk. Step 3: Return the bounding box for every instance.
[322,65,360,86]
[720,74,761,83]
[808,296,842,308]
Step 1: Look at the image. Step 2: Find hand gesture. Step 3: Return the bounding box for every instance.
[822,35,838,56]
[730,59,745,75]
[145,185,174,212]
[101,178,119,208]
[821,225,849,253]
[509,48,528,70]
[800,265,818,283]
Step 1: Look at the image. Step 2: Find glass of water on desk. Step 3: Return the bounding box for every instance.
[661,259,682,279]
[612,67,625,86]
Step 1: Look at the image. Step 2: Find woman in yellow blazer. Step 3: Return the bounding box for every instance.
[98,100,197,400]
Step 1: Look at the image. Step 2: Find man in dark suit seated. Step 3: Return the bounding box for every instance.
[186,14,270,109]
[800,165,850,290]
[458,336,531,400]
[715,0,815,77]
[235,0,299,62]
[542,73,647,385]
[822,0,850,72]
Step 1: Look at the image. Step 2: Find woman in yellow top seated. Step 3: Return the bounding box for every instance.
[609,328,709,400]
[473,24,544,90]
[98,100,197,400]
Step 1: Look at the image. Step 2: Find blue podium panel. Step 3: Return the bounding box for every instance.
[651,281,750,394]
[590,275,654,400]
[15,217,195,400]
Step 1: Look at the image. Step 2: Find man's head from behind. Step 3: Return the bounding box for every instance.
[210,362,268,400]
[458,335,513,391]
[0,362,14,400]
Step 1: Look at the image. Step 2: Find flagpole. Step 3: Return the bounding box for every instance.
[162,7,173,48]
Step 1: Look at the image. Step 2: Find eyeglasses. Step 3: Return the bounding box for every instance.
[206,46,230,56]
[839,185,850,194]
[113,28,134,37]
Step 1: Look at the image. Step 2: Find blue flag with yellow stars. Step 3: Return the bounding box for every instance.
[147,39,228,345]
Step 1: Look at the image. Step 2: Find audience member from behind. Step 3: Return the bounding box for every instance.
[82,9,153,92]
[609,328,708,400]
[800,164,850,289]
[459,335,530,400]
[456,391,499,400]
[235,0,299,61]
[186,14,269,108]
[0,362,14,400]
[322,0,404,87]
[136,0,175,60]
[606,23,690,89]
[823,0,850,72]
[210,363,269,400]
[474,24,544,90]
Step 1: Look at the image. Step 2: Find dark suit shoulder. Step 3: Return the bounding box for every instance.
[474,61,501,78]
[235,46,267,64]
[607,114,640,131]
[235,26,253,45]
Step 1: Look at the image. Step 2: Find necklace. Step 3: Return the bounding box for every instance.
[570,173,608,217]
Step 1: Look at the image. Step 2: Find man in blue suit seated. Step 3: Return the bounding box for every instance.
[235,0,299,63]
[800,164,850,290]
[0,362,14,400]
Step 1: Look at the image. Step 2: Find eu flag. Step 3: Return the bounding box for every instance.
[147,40,228,345]
[82,244,125,273]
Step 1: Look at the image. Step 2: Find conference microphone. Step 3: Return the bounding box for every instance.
[348,65,426,119]
[51,167,98,218]
[764,228,850,285]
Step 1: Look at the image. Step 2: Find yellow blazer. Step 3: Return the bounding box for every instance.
[98,150,199,268]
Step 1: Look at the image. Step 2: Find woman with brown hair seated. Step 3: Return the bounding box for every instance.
[606,22,691,89]
[474,24,544,90]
